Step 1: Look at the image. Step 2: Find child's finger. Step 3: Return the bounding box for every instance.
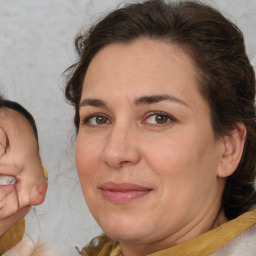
[0,187,19,219]
[16,164,48,208]
[0,184,15,202]
[29,181,48,206]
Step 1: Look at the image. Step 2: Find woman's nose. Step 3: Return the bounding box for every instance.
[102,126,141,169]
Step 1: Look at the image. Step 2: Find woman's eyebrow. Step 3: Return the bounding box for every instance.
[79,98,107,109]
[79,95,189,108]
[135,94,189,107]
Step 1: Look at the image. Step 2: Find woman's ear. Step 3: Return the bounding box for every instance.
[217,123,247,178]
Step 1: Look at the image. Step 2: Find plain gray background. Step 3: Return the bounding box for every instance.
[0,0,255,255]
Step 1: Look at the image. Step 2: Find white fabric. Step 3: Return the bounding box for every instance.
[211,224,256,256]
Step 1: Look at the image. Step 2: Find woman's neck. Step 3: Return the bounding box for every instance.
[119,208,228,256]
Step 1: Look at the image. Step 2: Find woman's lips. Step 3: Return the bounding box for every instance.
[100,182,152,204]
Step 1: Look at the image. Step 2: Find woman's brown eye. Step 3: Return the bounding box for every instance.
[85,115,110,126]
[95,116,108,124]
[145,114,173,125]
[155,115,168,124]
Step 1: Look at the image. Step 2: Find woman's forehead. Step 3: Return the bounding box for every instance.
[81,38,202,107]
[86,38,193,75]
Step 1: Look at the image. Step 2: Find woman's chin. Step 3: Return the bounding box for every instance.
[104,228,147,243]
[97,214,151,242]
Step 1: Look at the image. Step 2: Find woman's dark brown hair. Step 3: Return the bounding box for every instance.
[64,0,256,219]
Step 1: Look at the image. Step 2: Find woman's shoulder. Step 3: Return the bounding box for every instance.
[80,234,120,256]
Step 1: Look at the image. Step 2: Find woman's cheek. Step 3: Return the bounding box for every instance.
[76,140,98,185]
[144,138,187,175]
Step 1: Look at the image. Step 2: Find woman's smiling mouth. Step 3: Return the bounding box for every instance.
[100,182,153,204]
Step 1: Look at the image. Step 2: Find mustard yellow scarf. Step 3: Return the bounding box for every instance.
[0,219,25,255]
[81,208,256,256]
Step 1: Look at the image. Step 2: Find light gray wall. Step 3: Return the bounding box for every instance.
[0,0,255,255]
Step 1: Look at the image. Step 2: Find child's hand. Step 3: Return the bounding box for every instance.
[0,164,48,218]
[0,162,47,236]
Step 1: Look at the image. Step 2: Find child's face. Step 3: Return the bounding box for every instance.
[0,109,41,173]
[0,108,47,234]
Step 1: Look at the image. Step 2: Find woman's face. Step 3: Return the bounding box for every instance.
[76,38,226,248]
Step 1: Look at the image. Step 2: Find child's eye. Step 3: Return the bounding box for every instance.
[82,114,111,126]
[142,112,176,125]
